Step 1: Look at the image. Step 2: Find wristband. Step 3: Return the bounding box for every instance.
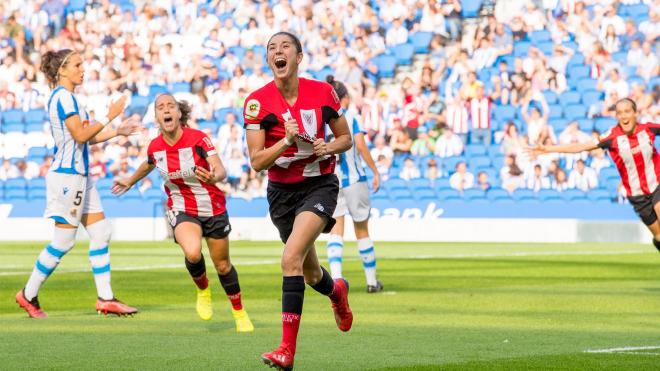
[283,136,293,146]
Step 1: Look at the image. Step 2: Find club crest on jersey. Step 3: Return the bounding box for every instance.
[245,99,260,119]
[300,109,317,137]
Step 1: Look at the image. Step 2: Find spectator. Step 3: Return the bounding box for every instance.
[38,155,53,178]
[376,154,391,181]
[399,157,421,181]
[600,68,629,99]
[138,178,153,195]
[568,159,598,191]
[0,159,19,180]
[525,164,550,192]
[589,148,612,174]
[468,83,492,147]
[385,18,408,46]
[552,168,569,192]
[434,128,464,158]
[476,171,492,192]
[620,19,645,50]
[410,126,435,156]
[500,154,523,193]
[390,126,413,155]
[637,41,659,81]
[444,96,469,144]
[449,162,474,192]
[424,158,441,183]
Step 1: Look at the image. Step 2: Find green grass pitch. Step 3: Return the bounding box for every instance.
[1,241,659,370]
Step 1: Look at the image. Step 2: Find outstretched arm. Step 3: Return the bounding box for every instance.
[528,141,599,156]
[112,160,155,195]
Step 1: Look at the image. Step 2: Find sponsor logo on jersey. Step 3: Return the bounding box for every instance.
[245,99,260,119]
[160,167,197,180]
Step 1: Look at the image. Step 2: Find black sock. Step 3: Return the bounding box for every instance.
[184,255,206,278]
[218,265,241,295]
[282,276,305,314]
[310,266,334,296]
[653,239,660,252]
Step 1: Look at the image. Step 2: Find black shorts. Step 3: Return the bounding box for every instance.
[167,210,232,242]
[267,173,339,243]
[628,186,660,225]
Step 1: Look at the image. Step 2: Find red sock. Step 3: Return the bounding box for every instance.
[193,274,208,290]
[228,292,243,310]
[281,312,301,353]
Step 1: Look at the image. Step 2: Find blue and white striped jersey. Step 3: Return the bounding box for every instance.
[336,110,367,188]
[47,86,89,176]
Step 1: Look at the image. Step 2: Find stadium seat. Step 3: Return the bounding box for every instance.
[409,178,432,191]
[25,109,47,125]
[567,65,589,80]
[170,82,191,94]
[512,189,536,201]
[5,189,27,200]
[587,189,613,202]
[559,91,581,107]
[28,177,46,190]
[491,154,505,169]
[549,118,569,131]
[144,188,164,201]
[537,41,555,56]
[413,188,436,201]
[548,104,563,119]
[567,53,585,67]
[28,188,47,200]
[148,84,168,100]
[214,107,235,122]
[598,167,619,183]
[469,156,491,169]
[393,43,414,66]
[374,55,397,79]
[543,91,558,105]
[372,192,389,201]
[129,95,149,116]
[96,178,114,190]
[2,123,24,133]
[121,188,142,200]
[198,120,219,133]
[594,117,617,134]
[563,104,587,121]
[437,189,461,200]
[581,90,603,108]
[27,147,48,159]
[2,109,23,125]
[530,30,551,44]
[461,0,483,17]
[67,0,86,13]
[465,144,487,157]
[493,105,516,121]
[26,123,45,132]
[537,189,562,201]
[410,32,432,53]
[4,178,27,190]
[443,156,467,173]
[562,189,587,201]
[434,178,451,190]
[513,41,531,57]
[542,198,568,205]
[486,188,510,201]
[576,78,597,93]
[390,188,413,200]
[463,188,486,200]
[385,177,408,191]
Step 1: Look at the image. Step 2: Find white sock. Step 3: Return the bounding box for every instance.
[357,237,378,286]
[24,227,77,300]
[326,234,344,279]
[86,219,114,300]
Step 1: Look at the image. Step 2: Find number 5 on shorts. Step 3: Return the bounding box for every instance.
[74,191,83,206]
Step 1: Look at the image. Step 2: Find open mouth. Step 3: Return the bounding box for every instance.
[274,57,287,71]
[163,116,173,124]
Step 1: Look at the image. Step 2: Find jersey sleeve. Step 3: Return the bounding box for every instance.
[353,116,366,135]
[57,91,79,121]
[146,140,156,165]
[195,132,217,158]
[644,122,660,135]
[243,92,267,131]
[322,83,343,124]
[597,129,614,150]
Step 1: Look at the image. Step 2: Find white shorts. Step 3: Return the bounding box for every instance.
[44,171,103,226]
[333,181,371,222]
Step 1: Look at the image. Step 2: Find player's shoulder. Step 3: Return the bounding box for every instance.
[147,134,165,153]
[300,77,333,93]
[246,80,277,100]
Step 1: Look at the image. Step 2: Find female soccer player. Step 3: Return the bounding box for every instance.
[529,98,660,252]
[112,94,253,332]
[16,49,139,318]
[244,32,353,370]
[324,75,383,293]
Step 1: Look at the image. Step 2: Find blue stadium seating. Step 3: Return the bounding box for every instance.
[469,156,491,169]
[486,188,510,201]
[129,95,150,116]
[537,189,562,201]
[461,0,482,17]
[374,55,397,78]
[582,90,603,107]
[148,84,168,100]
[26,123,45,132]
[576,118,593,132]
[390,188,413,200]
[96,178,114,190]
[567,53,585,67]
[144,188,164,201]
[598,167,619,183]
[3,123,25,133]
[434,178,451,190]
[413,188,436,201]
[5,189,27,200]
[559,91,581,107]
[2,109,23,125]
[543,91,558,105]
[530,30,551,44]
[121,188,142,200]
[67,0,86,13]
[512,189,536,201]
[568,65,590,80]
[594,117,617,134]
[28,178,46,190]
[538,41,555,56]
[98,188,114,198]
[562,189,587,201]
[437,189,460,200]
[25,109,46,125]
[170,82,191,94]
[393,43,414,66]
[372,192,389,201]
[409,178,432,191]
[313,67,334,82]
[443,156,467,173]
[563,104,587,121]
[549,118,569,131]
[576,78,597,93]
[410,32,432,53]
[513,41,531,57]
[198,120,219,133]
[465,145,487,157]
[548,104,563,119]
[28,188,46,200]
[4,178,27,190]
[385,177,408,191]
[463,188,486,200]
[493,105,516,121]
[587,189,613,202]
[214,107,235,122]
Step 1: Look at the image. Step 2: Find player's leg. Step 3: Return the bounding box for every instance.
[649,197,660,252]
[174,217,212,320]
[327,215,345,279]
[347,181,382,292]
[205,213,254,331]
[18,173,83,318]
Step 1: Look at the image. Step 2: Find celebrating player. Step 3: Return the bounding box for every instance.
[16,49,139,318]
[244,32,353,370]
[529,98,660,252]
[112,94,253,331]
[324,75,383,293]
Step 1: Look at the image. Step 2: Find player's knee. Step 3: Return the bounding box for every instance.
[88,219,112,244]
[281,254,303,274]
[214,260,232,275]
[303,267,323,285]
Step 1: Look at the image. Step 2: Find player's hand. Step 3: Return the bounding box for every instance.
[107,95,128,122]
[116,118,141,136]
[195,165,217,184]
[525,144,546,158]
[313,138,328,156]
[371,172,380,193]
[111,179,132,196]
[284,119,299,144]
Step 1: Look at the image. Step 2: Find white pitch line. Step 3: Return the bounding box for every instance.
[585,345,660,353]
[0,250,650,276]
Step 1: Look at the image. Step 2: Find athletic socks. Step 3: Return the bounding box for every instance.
[310,266,341,302]
[185,256,208,290]
[218,265,243,310]
[653,238,660,252]
[281,276,305,353]
[24,227,77,300]
[86,220,114,300]
[326,234,344,279]
[357,237,378,287]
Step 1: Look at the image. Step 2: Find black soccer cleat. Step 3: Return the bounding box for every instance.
[367,280,384,293]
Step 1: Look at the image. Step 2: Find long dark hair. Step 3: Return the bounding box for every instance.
[41,49,75,88]
[326,75,348,100]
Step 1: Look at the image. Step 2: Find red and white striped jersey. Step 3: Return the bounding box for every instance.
[147,127,226,217]
[469,97,491,129]
[598,122,660,197]
[446,102,469,134]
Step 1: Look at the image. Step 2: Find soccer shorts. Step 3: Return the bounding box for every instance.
[44,172,103,227]
[167,211,232,242]
[267,173,339,243]
[333,181,371,222]
[628,185,660,226]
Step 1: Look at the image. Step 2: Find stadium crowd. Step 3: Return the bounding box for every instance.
[0,0,659,204]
